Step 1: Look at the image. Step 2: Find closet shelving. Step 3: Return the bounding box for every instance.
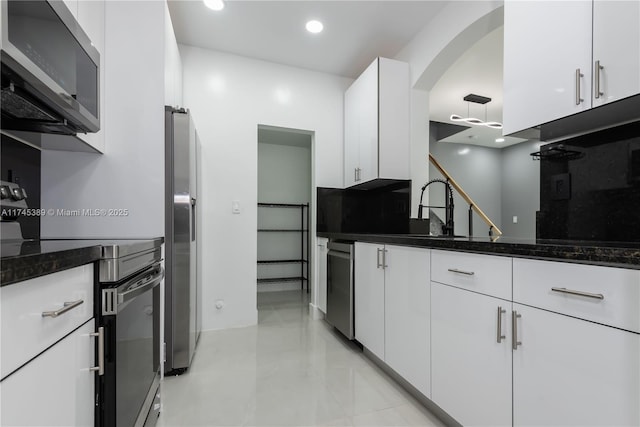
[257,203,309,292]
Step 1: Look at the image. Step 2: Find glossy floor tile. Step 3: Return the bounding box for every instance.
[158,291,445,427]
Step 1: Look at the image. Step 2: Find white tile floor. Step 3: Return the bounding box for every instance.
[158,290,445,427]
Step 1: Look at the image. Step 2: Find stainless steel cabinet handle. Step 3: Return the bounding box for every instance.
[512,310,522,350]
[575,68,584,105]
[89,327,105,376]
[376,248,382,268]
[496,306,506,343]
[382,249,388,269]
[551,287,604,300]
[357,168,361,181]
[354,168,358,182]
[595,60,604,99]
[42,299,84,318]
[447,268,474,276]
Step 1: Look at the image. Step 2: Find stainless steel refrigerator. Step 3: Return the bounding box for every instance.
[164,106,201,374]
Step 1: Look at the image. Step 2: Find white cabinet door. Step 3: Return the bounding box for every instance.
[431,283,512,426]
[344,79,361,187]
[513,303,640,426]
[592,0,640,107]
[503,1,592,135]
[378,58,410,181]
[317,237,328,313]
[357,59,379,185]
[384,246,430,397]
[354,242,385,359]
[0,320,96,427]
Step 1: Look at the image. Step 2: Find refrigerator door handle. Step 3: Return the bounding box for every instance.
[191,197,196,242]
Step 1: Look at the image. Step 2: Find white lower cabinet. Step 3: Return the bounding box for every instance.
[384,246,430,396]
[354,242,385,359]
[355,243,430,396]
[512,303,640,426]
[431,282,512,426]
[0,319,96,426]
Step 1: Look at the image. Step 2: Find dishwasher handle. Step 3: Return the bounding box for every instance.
[327,250,351,261]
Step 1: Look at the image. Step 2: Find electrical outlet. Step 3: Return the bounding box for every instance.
[232,200,240,214]
[513,216,518,224]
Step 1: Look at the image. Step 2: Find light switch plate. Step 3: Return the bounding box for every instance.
[512,216,518,224]
[232,200,240,214]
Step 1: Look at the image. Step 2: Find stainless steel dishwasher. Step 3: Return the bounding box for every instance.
[325,240,354,339]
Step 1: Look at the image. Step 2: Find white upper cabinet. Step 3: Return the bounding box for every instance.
[503,1,592,135]
[503,0,640,135]
[344,57,409,188]
[591,0,640,108]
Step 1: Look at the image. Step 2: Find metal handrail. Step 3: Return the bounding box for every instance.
[429,153,503,238]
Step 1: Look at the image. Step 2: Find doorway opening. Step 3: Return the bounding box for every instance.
[256,125,312,309]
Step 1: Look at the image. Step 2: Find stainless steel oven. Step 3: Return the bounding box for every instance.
[326,240,355,340]
[96,239,163,427]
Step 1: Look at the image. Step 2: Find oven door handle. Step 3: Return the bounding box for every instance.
[117,267,164,305]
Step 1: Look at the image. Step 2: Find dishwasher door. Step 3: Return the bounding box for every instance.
[326,241,354,340]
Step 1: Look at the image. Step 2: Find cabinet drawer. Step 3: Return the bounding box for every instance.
[1,264,94,379]
[513,258,640,333]
[431,250,512,300]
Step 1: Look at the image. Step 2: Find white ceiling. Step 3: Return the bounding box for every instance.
[167,0,447,78]
[168,1,520,148]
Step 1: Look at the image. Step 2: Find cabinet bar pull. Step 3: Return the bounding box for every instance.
[512,310,522,350]
[575,68,584,105]
[551,287,604,300]
[89,327,105,376]
[376,248,382,268]
[447,268,474,276]
[42,299,84,318]
[595,60,604,99]
[354,168,358,182]
[496,306,506,343]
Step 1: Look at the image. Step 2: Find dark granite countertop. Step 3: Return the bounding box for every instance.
[318,233,640,270]
[1,240,103,286]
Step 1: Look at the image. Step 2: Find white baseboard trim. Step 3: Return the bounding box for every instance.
[308,303,325,320]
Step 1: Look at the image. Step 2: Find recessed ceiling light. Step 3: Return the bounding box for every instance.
[495,138,505,143]
[457,148,470,155]
[306,20,323,34]
[204,0,224,11]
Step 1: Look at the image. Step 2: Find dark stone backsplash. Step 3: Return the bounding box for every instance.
[317,180,411,234]
[538,121,640,242]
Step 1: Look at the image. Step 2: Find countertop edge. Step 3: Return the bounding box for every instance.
[1,246,102,286]
[318,233,640,270]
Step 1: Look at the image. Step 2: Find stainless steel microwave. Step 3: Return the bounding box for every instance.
[1,0,100,135]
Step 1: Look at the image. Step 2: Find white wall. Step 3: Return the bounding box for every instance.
[429,138,503,237]
[164,1,183,107]
[40,1,166,238]
[180,45,351,330]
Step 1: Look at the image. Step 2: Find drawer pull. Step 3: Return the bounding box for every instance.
[447,268,475,276]
[41,299,84,318]
[551,287,604,300]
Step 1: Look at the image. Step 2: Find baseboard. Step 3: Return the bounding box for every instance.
[362,347,461,427]
[308,303,325,320]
